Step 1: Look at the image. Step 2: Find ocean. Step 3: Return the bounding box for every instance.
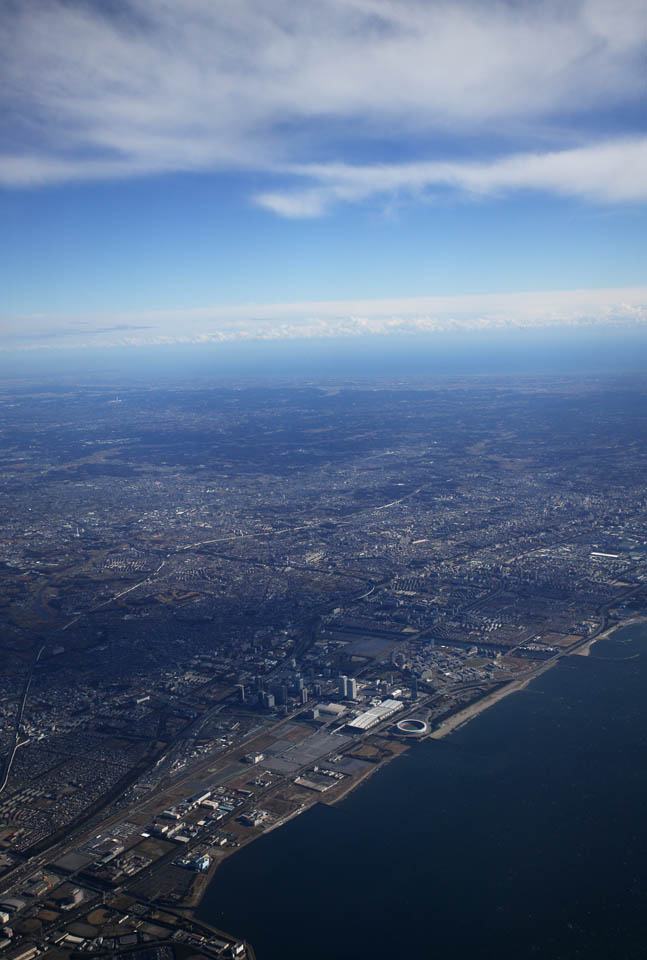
[198,621,647,959]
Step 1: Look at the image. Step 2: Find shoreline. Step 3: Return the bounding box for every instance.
[190,614,647,925]
[429,677,533,740]
[431,616,647,738]
[323,738,410,806]
[571,616,647,657]
[191,739,410,912]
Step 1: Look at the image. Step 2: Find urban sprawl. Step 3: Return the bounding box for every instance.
[0,374,646,960]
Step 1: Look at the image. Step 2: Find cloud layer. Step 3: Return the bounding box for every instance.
[2,0,645,210]
[3,286,646,351]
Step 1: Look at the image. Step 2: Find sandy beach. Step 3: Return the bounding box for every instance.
[430,616,647,739]
[429,677,533,739]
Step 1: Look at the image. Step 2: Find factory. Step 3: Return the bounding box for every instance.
[346,699,404,731]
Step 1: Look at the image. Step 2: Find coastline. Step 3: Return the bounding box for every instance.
[429,676,533,740]
[571,616,647,657]
[191,614,646,926]
[191,738,410,912]
[431,616,647,738]
[194,613,647,960]
[322,738,410,806]
[189,683,537,916]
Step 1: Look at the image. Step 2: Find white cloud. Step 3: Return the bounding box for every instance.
[2,286,646,351]
[256,137,647,215]
[1,0,645,196]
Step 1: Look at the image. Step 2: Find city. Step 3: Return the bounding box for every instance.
[0,372,646,959]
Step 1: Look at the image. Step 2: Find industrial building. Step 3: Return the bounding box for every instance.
[346,699,403,731]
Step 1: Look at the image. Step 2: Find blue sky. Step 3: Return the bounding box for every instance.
[1,0,645,353]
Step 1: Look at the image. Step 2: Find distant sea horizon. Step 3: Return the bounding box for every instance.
[1,326,647,383]
[197,619,647,960]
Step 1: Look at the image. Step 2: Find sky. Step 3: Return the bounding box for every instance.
[1,0,646,357]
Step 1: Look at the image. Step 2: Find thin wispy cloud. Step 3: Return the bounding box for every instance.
[1,0,645,212]
[257,138,647,216]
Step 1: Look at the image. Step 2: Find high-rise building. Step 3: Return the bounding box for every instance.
[338,675,349,698]
[347,677,358,700]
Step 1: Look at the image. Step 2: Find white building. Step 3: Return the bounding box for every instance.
[346,699,404,731]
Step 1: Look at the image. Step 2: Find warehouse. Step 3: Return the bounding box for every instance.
[346,699,403,731]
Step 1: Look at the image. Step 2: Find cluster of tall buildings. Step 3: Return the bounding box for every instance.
[338,675,358,700]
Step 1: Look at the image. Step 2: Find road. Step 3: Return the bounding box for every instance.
[3,481,428,799]
[0,643,45,796]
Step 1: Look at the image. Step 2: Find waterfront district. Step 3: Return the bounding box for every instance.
[201,620,647,960]
[0,373,646,959]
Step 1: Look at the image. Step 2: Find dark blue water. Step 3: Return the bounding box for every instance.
[197,622,647,959]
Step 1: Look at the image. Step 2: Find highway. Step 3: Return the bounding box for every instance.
[0,643,45,797]
[56,480,428,635]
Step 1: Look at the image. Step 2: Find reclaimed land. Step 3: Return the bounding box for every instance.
[184,615,645,922]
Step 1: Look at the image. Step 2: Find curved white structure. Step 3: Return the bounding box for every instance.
[396,717,428,737]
